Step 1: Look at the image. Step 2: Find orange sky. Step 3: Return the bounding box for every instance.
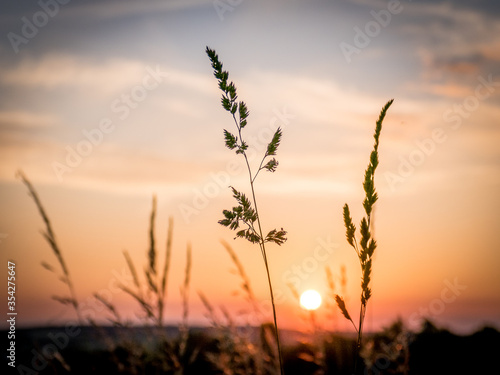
[1,0,500,334]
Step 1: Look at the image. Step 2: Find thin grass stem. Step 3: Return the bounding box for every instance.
[206,46,286,375]
[17,170,83,324]
[248,173,285,375]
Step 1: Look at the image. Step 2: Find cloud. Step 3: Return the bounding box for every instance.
[67,0,212,19]
[0,51,216,104]
[0,54,150,96]
[0,51,421,182]
[0,131,217,193]
[0,111,59,130]
[2,0,212,22]
[398,14,500,99]
[415,82,476,99]
[478,36,500,63]
[63,146,214,190]
[401,3,500,67]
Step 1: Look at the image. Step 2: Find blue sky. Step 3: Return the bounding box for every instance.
[1,0,499,332]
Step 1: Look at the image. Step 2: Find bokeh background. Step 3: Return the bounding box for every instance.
[1,0,499,333]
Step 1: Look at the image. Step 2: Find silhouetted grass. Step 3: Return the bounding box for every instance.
[19,176,194,373]
[334,99,394,374]
[17,170,83,325]
[206,46,287,375]
[16,66,406,375]
[199,241,282,374]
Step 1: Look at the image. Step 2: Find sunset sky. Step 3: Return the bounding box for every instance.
[1,0,499,334]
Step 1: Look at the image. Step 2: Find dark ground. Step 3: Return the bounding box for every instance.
[4,321,500,375]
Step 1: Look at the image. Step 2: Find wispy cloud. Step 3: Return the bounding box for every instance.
[61,0,212,20]
[397,2,500,80]
[0,111,59,130]
[0,54,150,96]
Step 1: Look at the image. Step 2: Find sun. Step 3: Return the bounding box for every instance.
[300,289,322,311]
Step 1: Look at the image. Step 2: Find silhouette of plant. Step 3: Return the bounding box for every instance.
[334,99,394,374]
[206,46,287,375]
[17,170,83,325]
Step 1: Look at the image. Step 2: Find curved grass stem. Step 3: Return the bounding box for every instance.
[206,46,286,375]
[250,182,285,375]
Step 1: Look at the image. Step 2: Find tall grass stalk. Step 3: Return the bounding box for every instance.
[178,243,192,358]
[325,266,337,331]
[198,243,280,375]
[17,170,83,324]
[334,99,393,374]
[325,264,349,332]
[119,195,175,327]
[206,46,287,375]
[222,241,279,374]
[221,239,261,318]
[115,196,191,372]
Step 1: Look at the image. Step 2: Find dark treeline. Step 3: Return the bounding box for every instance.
[5,320,499,375]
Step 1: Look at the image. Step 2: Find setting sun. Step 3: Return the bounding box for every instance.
[300,290,322,311]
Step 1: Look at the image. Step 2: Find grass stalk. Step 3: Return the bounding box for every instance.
[179,243,192,357]
[206,46,287,375]
[221,240,260,316]
[159,216,174,326]
[17,170,83,324]
[334,99,394,374]
[119,196,175,327]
